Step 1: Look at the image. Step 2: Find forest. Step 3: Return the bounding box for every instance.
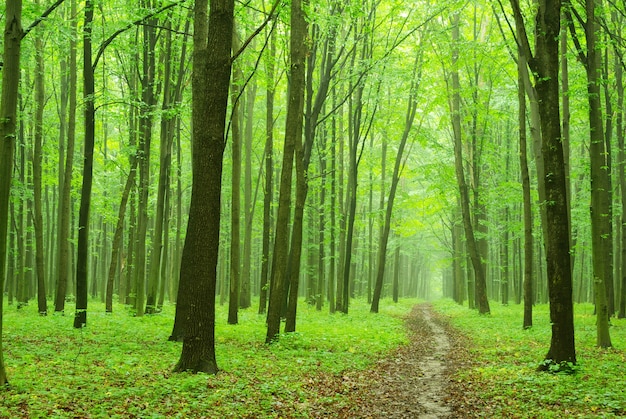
[0,0,626,417]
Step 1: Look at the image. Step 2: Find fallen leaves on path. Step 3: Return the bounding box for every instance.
[304,303,482,419]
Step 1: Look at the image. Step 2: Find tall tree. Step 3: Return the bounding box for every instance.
[266,0,307,342]
[0,0,23,387]
[510,0,576,368]
[518,54,533,329]
[258,27,276,316]
[55,0,77,314]
[169,0,234,373]
[33,1,47,315]
[371,42,423,314]
[228,28,243,325]
[74,0,95,329]
[448,11,490,315]
[563,0,612,348]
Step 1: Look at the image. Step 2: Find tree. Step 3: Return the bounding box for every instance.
[55,0,77,314]
[0,0,23,387]
[169,0,234,373]
[74,0,95,329]
[563,0,612,348]
[447,11,490,315]
[518,54,533,329]
[509,0,576,368]
[371,40,423,313]
[266,0,307,342]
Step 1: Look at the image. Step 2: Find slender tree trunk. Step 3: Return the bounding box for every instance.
[240,78,256,310]
[371,49,420,312]
[584,0,612,347]
[56,0,77,313]
[449,12,489,314]
[518,55,533,329]
[228,29,242,325]
[74,0,95,329]
[106,154,138,312]
[258,30,275,315]
[33,14,47,315]
[146,16,175,314]
[616,12,626,319]
[266,0,306,343]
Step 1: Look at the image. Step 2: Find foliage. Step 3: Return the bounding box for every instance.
[0,297,416,418]
[434,299,626,418]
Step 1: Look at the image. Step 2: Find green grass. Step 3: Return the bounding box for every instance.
[1,297,417,418]
[433,299,626,418]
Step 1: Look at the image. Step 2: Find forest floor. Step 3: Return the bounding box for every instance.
[307,303,474,418]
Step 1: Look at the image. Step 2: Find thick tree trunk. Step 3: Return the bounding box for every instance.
[0,0,23,386]
[510,0,576,367]
[170,0,234,374]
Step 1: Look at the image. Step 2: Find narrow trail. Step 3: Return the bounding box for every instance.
[413,304,452,418]
[324,303,461,419]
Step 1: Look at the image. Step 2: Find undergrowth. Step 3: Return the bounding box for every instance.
[434,299,626,418]
[0,297,416,418]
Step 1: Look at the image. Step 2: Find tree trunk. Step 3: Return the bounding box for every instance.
[33,14,47,315]
[240,78,256,310]
[511,0,576,367]
[106,154,138,312]
[371,49,420,312]
[170,0,234,374]
[266,0,306,343]
[55,0,77,313]
[449,12,489,315]
[228,29,242,325]
[616,12,626,319]
[74,0,95,329]
[583,0,612,348]
[134,3,157,316]
[518,55,533,329]
[0,0,23,386]
[258,37,275,315]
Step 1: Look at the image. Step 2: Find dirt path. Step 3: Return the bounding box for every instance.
[311,303,465,418]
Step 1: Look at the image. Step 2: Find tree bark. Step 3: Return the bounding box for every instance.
[228,28,242,325]
[518,55,533,329]
[74,0,95,329]
[55,0,77,313]
[449,12,490,315]
[266,0,306,342]
[258,33,275,315]
[511,0,576,367]
[33,11,47,315]
[0,0,23,386]
[170,0,234,374]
